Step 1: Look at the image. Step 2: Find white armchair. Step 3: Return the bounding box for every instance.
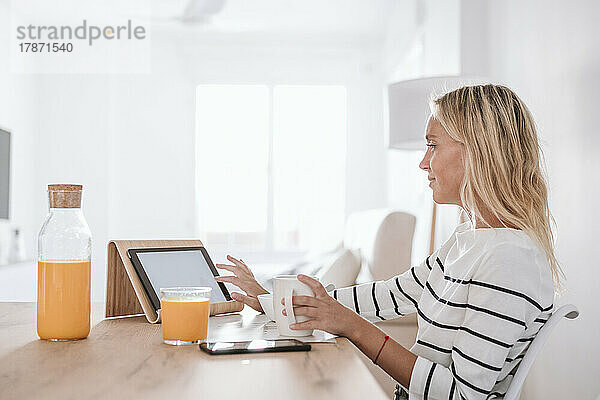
[343,208,416,283]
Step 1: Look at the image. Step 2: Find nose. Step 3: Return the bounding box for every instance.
[419,149,430,172]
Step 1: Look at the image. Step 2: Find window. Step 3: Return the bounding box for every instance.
[195,84,346,255]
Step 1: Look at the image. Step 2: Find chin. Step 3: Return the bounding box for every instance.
[432,192,449,205]
[432,192,460,206]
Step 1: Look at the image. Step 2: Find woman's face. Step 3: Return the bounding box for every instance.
[419,117,465,205]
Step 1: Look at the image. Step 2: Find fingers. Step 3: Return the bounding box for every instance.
[214,275,242,287]
[280,295,319,307]
[293,295,320,307]
[289,320,318,331]
[227,255,251,273]
[215,263,240,274]
[297,274,328,297]
[230,292,262,312]
[282,306,317,318]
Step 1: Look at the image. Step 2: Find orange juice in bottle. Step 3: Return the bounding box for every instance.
[37,184,92,341]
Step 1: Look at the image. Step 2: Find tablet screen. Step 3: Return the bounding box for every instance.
[136,250,228,303]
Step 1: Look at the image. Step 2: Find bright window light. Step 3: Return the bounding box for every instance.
[195,84,346,255]
[273,85,347,251]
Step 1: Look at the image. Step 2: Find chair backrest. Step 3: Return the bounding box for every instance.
[504,304,579,400]
[343,209,416,282]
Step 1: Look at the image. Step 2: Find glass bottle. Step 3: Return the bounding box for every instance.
[37,184,92,341]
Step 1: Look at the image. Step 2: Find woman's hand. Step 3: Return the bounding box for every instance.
[281,274,362,338]
[215,255,269,312]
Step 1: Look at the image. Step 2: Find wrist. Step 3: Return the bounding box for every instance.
[344,312,371,343]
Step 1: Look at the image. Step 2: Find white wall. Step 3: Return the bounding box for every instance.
[470,1,600,398]
[32,75,112,301]
[107,30,389,266]
[387,1,600,397]
[0,0,38,264]
[384,0,462,265]
[1,18,389,301]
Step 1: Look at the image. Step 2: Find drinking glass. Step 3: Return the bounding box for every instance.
[160,287,212,345]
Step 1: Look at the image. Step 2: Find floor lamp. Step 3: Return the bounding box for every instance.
[387,76,470,255]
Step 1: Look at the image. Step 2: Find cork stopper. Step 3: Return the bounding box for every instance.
[48,184,83,208]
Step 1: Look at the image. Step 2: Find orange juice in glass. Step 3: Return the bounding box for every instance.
[160,287,212,345]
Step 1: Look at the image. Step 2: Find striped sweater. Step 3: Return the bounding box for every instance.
[332,221,555,399]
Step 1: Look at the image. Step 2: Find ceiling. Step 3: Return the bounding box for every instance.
[11,0,403,49]
[144,0,399,42]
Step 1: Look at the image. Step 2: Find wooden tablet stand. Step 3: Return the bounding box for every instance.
[105,239,244,323]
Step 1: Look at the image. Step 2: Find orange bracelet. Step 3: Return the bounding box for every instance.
[373,335,389,364]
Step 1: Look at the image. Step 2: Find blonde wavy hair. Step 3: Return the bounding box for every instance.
[430,84,564,292]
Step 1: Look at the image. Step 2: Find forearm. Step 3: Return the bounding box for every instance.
[332,277,421,323]
[348,315,417,389]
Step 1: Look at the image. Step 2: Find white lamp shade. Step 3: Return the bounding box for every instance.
[387,76,486,150]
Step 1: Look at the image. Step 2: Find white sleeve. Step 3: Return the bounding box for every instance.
[330,253,435,323]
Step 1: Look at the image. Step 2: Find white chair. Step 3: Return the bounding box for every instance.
[343,209,416,282]
[504,304,579,400]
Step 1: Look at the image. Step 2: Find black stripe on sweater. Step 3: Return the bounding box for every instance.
[417,340,504,374]
[443,275,470,284]
[448,380,456,400]
[436,257,445,272]
[333,289,337,300]
[389,291,403,316]
[424,363,436,399]
[417,339,452,354]
[425,281,527,328]
[425,256,432,270]
[470,280,552,312]
[452,346,503,372]
[505,353,525,363]
[517,336,534,343]
[417,308,511,348]
[411,267,425,289]
[395,277,418,308]
[443,275,552,312]
[352,286,360,314]
[450,363,490,395]
[395,278,515,349]
[492,364,519,389]
[372,282,385,320]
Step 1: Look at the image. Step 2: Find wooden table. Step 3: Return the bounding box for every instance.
[0,302,389,400]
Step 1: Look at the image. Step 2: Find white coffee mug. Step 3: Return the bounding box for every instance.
[273,275,315,337]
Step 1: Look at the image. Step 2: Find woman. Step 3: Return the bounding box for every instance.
[215,84,562,399]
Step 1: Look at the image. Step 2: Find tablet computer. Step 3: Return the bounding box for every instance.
[127,246,232,312]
